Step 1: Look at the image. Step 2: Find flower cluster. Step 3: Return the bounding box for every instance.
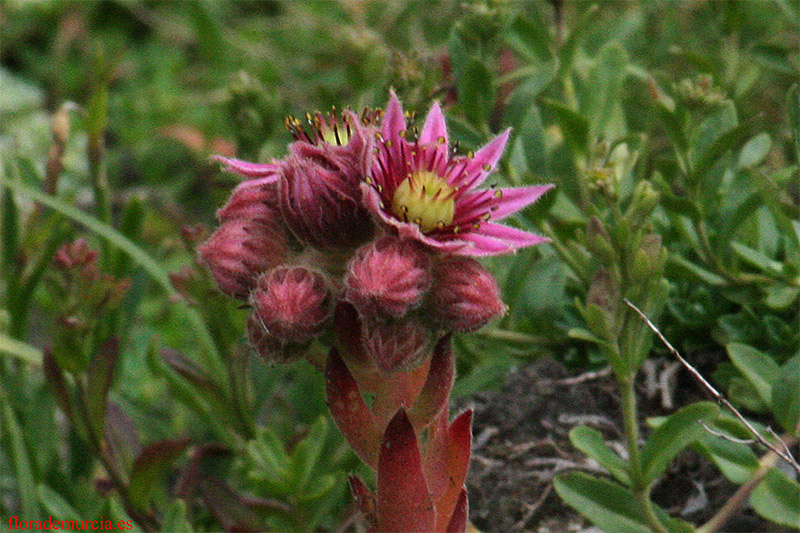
[200,93,552,368]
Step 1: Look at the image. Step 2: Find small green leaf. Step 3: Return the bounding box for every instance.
[569,426,630,485]
[667,255,726,286]
[731,241,785,279]
[162,499,194,533]
[87,338,120,437]
[727,343,780,407]
[750,468,800,529]
[772,354,800,434]
[738,133,772,169]
[692,429,759,484]
[128,438,190,512]
[583,42,628,138]
[507,12,552,63]
[37,485,82,521]
[0,383,41,518]
[291,416,329,491]
[558,5,600,78]
[641,402,720,485]
[0,332,42,366]
[690,118,759,184]
[788,84,799,162]
[542,98,590,157]
[553,471,681,533]
[458,59,494,128]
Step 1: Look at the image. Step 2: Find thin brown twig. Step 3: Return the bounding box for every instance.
[624,298,800,477]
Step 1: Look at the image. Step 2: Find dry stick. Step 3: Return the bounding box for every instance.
[623,299,800,477]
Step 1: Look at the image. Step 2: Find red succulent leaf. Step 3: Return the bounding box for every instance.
[325,349,380,468]
[377,410,435,533]
[409,334,454,429]
[434,410,473,531]
[445,488,468,533]
[348,475,377,529]
[370,355,432,430]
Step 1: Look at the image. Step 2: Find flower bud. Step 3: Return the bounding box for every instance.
[198,220,287,300]
[279,112,375,249]
[345,237,431,318]
[216,178,283,233]
[54,238,98,270]
[247,312,308,362]
[250,266,333,343]
[361,318,431,374]
[429,257,505,332]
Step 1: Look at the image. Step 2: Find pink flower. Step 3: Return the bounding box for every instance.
[213,110,375,250]
[363,93,553,256]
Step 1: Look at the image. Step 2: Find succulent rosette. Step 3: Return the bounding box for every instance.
[363,93,553,256]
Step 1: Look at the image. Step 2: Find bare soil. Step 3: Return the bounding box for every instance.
[461,357,793,532]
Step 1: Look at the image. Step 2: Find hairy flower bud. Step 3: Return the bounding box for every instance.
[345,237,431,318]
[247,313,308,362]
[429,256,505,332]
[250,266,333,343]
[361,318,431,374]
[198,220,286,300]
[279,112,375,249]
[217,178,283,233]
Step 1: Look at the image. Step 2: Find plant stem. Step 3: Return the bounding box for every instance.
[619,374,669,533]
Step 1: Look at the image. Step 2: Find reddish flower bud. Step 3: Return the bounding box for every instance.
[250,266,332,343]
[246,313,309,362]
[198,220,287,300]
[429,256,505,332]
[278,112,375,249]
[54,238,98,270]
[345,237,431,318]
[216,178,283,233]
[361,318,431,374]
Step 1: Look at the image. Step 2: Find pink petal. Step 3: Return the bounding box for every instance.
[477,222,550,247]
[419,101,448,146]
[454,232,517,256]
[381,92,406,141]
[457,184,554,223]
[489,184,554,220]
[452,129,511,190]
[211,155,280,180]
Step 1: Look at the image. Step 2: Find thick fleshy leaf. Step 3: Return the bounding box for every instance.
[434,410,473,531]
[409,335,455,428]
[87,337,120,437]
[128,438,190,512]
[371,355,432,429]
[445,488,468,533]
[325,349,380,467]
[349,475,377,528]
[377,410,435,532]
[104,403,141,474]
[212,155,280,179]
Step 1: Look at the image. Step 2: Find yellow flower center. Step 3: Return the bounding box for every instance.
[391,171,455,233]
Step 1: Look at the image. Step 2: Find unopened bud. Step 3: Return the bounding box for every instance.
[429,257,505,332]
[247,313,308,362]
[217,179,283,233]
[250,266,333,343]
[361,318,431,374]
[54,238,98,270]
[345,237,431,318]
[198,220,287,300]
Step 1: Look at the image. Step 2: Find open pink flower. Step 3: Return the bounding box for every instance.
[363,93,553,256]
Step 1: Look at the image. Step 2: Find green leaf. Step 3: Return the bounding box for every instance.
[584,42,628,138]
[37,485,82,521]
[788,84,799,162]
[0,383,41,518]
[738,133,772,169]
[558,5,600,78]
[569,426,630,485]
[86,338,120,437]
[0,178,226,387]
[667,255,726,286]
[727,343,780,407]
[291,416,329,492]
[507,12,552,63]
[641,402,720,485]
[653,100,688,154]
[772,354,800,434]
[690,118,759,184]
[520,106,548,177]
[1,183,20,284]
[128,438,190,512]
[553,471,685,533]
[750,468,800,529]
[731,242,785,279]
[692,429,759,485]
[542,98,590,157]
[0,332,42,365]
[458,59,494,128]
[162,499,194,533]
